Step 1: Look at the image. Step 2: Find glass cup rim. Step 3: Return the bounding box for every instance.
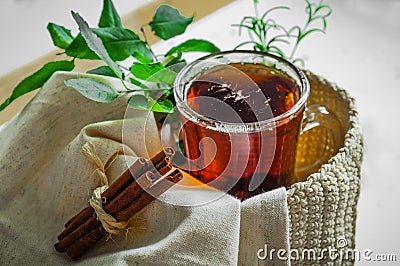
[173,50,310,133]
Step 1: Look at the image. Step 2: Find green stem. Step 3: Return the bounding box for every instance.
[289,7,310,60]
[140,25,158,63]
[119,88,169,93]
[289,40,300,60]
[253,0,259,20]
[118,64,133,78]
[253,2,268,51]
[120,78,129,90]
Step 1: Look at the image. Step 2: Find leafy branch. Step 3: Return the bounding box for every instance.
[0,0,332,115]
[0,0,220,114]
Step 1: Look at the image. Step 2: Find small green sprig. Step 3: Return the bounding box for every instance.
[233,0,332,66]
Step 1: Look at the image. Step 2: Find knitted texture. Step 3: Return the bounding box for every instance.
[287,71,363,265]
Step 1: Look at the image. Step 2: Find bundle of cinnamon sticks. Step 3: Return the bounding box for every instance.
[55,149,182,260]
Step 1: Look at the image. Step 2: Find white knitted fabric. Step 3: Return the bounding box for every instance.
[287,71,363,265]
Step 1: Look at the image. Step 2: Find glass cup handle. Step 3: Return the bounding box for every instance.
[294,105,344,181]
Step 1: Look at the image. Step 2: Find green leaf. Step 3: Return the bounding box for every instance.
[149,4,194,40]
[98,0,122,28]
[165,39,220,56]
[66,28,147,62]
[148,97,174,113]
[164,50,187,72]
[132,50,152,64]
[261,6,290,20]
[87,66,118,78]
[127,94,173,113]
[268,45,287,58]
[66,27,143,62]
[298,28,325,42]
[71,11,123,78]
[128,77,150,90]
[130,62,177,85]
[164,49,182,65]
[127,94,149,110]
[164,88,174,97]
[47,23,74,49]
[0,60,74,112]
[132,42,154,63]
[164,53,187,73]
[156,98,174,112]
[131,62,163,79]
[129,77,144,87]
[64,78,119,103]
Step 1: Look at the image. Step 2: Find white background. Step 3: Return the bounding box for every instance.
[0,0,399,264]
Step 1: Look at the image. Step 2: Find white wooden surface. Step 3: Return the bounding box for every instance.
[1,0,399,264]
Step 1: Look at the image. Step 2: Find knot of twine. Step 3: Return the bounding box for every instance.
[82,142,130,236]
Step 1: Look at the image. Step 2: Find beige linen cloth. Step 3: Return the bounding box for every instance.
[0,72,290,265]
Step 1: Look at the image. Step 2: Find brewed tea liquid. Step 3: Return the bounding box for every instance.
[182,63,303,200]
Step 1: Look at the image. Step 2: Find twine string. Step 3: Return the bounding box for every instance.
[81,143,175,237]
[82,142,133,235]
[82,142,127,235]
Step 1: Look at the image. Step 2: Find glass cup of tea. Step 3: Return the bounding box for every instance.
[171,50,341,200]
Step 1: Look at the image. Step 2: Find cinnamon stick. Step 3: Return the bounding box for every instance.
[65,226,107,261]
[59,207,95,240]
[104,162,170,214]
[55,154,172,253]
[102,150,166,200]
[64,206,93,228]
[64,170,182,260]
[116,170,181,221]
[57,151,165,241]
[55,163,170,253]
